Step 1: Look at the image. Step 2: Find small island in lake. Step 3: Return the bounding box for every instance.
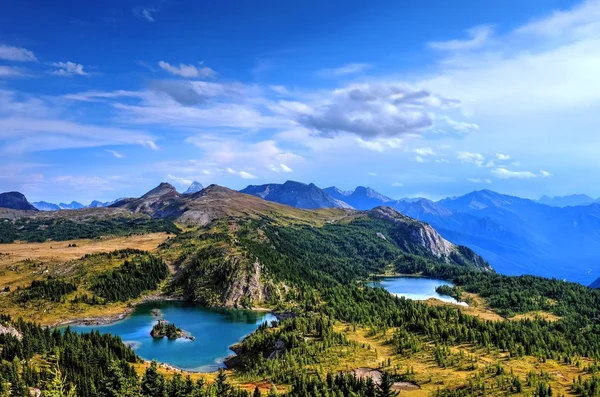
[150,320,195,341]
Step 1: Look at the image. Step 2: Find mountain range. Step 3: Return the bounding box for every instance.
[240,180,352,209]
[537,194,599,207]
[32,200,117,211]
[238,182,600,286]
[30,181,206,211]
[4,179,600,286]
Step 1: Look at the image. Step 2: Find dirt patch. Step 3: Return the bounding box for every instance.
[352,367,419,391]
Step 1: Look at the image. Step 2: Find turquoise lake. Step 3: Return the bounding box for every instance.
[369,276,465,305]
[69,301,276,372]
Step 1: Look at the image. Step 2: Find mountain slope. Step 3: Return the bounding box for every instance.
[240,180,353,209]
[0,192,38,211]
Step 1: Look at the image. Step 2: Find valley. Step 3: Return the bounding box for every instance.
[1,183,600,397]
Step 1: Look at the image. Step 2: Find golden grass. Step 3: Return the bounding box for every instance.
[335,323,591,396]
[511,311,561,322]
[0,233,170,325]
[0,233,170,270]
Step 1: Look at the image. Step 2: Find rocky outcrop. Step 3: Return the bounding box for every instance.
[409,223,453,258]
[367,206,451,257]
[0,322,22,340]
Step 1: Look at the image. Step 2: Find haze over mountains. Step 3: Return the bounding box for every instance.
[240,181,600,285]
[3,179,600,286]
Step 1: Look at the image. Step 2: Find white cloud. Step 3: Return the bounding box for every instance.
[356,137,403,152]
[414,147,435,156]
[50,61,88,76]
[0,116,156,153]
[226,167,257,179]
[457,151,485,166]
[268,163,293,173]
[158,61,216,79]
[137,140,159,150]
[435,159,450,163]
[496,152,511,160]
[285,83,461,139]
[105,149,124,159]
[368,172,377,176]
[0,66,25,78]
[540,170,552,177]
[183,135,303,176]
[437,116,479,134]
[467,178,492,184]
[492,168,537,179]
[392,182,404,187]
[428,25,494,51]
[51,175,118,191]
[415,156,425,163]
[166,174,193,186]
[0,44,37,62]
[317,63,371,77]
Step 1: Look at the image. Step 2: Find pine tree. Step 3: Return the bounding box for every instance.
[377,371,399,397]
[253,386,262,397]
[141,361,166,397]
[215,369,231,397]
[42,367,76,397]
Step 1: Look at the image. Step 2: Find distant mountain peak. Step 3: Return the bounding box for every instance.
[537,194,596,207]
[240,181,352,209]
[324,186,352,196]
[0,191,38,211]
[184,181,204,194]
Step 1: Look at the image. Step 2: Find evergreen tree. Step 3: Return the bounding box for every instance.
[42,367,76,397]
[377,372,398,397]
[253,386,262,397]
[215,369,231,397]
[141,361,166,397]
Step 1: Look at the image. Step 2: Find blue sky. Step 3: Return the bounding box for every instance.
[1,0,599,203]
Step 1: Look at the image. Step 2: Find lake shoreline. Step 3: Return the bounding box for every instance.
[51,294,280,328]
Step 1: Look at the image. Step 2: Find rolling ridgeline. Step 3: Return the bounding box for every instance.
[1,183,600,396]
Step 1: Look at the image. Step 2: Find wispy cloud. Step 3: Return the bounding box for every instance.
[0,66,26,78]
[226,167,257,179]
[133,7,158,22]
[158,61,216,79]
[106,149,124,159]
[457,151,484,166]
[467,177,492,184]
[428,25,494,51]
[0,44,37,62]
[166,174,192,186]
[317,63,371,77]
[50,61,88,76]
[492,168,551,179]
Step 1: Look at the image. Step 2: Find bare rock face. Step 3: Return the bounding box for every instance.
[410,224,453,258]
[223,259,265,307]
[0,322,22,341]
[367,206,452,257]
